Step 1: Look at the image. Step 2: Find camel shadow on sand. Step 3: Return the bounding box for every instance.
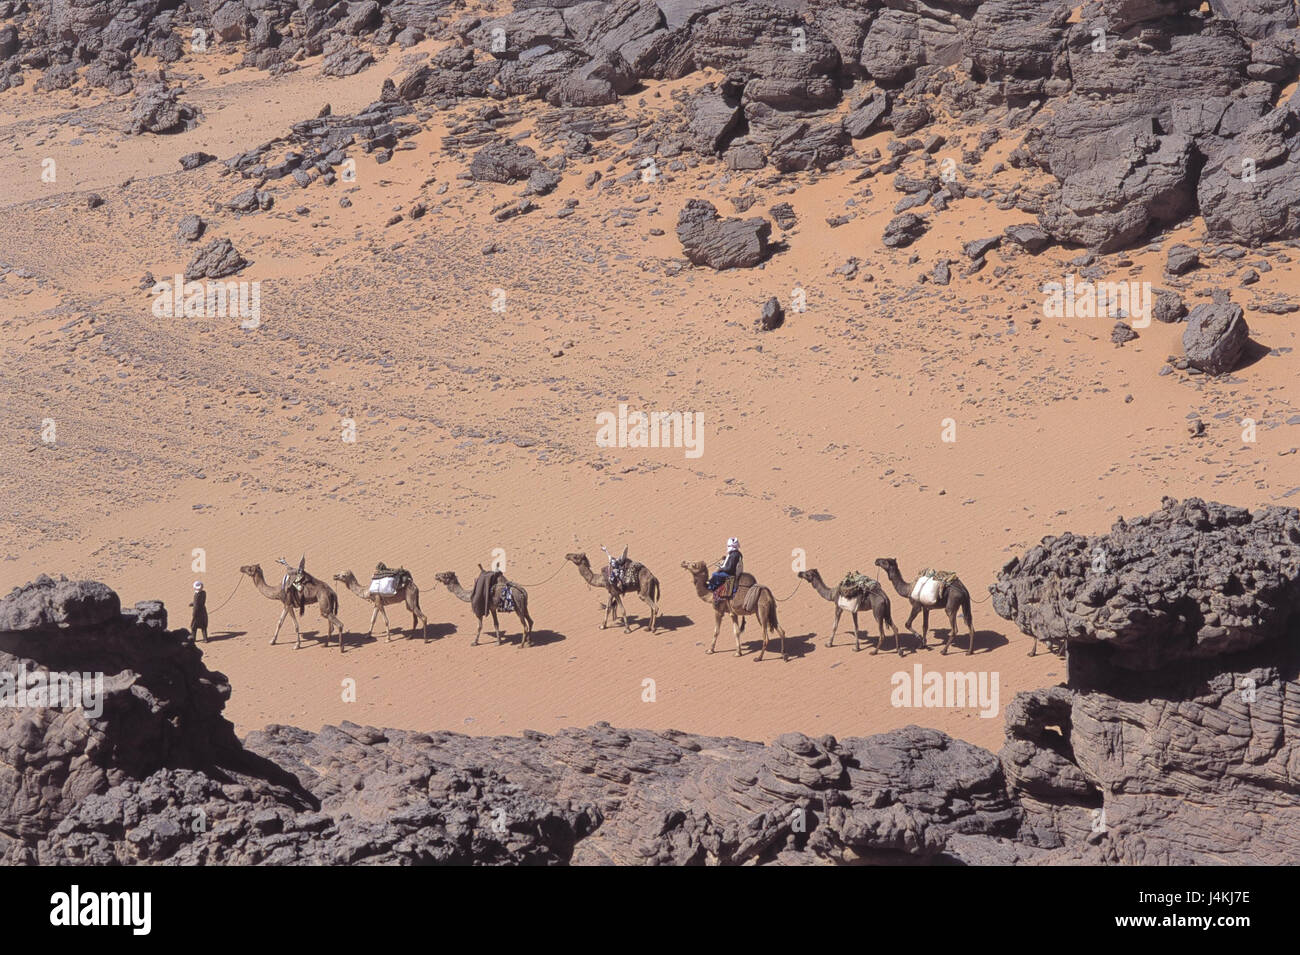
[440,626,566,648]
[907,628,1009,656]
[734,630,816,661]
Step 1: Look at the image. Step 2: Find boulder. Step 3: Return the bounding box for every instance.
[676,199,771,269]
[1182,302,1250,374]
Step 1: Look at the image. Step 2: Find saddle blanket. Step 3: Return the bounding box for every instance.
[499,586,516,612]
[837,594,863,612]
[368,576,399,596]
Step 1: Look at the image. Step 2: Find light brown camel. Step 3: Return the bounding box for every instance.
[564,552,661,633]
[240,562,345,652]
[333,570,429,642]
[435,567,535,647]
[874,558,975,655]
[797,568,901,654]
[680,560,787,662]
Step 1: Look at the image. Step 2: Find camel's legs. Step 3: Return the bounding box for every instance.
[732,612,743,656]
[640,589,659,633]
[367,606,380,636]
[851,611,862,652]
[491,608,503,645]
[473,615,484,646]
[964,602,976,655]
[518,611,531,647]
[291,606,303,650]
[921,608,931,646]
[757,619,767,662]
[904,604,921,636]
[828,607,842,647]
[378,603,394,641]
[271,606,290,646]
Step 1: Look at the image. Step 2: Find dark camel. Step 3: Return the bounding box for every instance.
[240,561,346,652]
[681,560,786,662]
[564,552,661,633]
[873,558,975,654]
[435,568,535,647]
[797,568,901,654]
[333,569,429,642]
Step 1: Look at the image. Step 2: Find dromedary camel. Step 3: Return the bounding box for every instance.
[681,560,787,662]
[240,562,345,652]
[564,552,661,633]
[435,568,535,647]
[333,569,429,642]
[873,558,975,655]
[797,568,901,654]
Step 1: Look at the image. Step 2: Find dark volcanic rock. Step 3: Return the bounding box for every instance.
[1197,106,1300,245]
[676,199,772,269]
[126,84,199,135]
[1182,301,1250,374]
[470,141,546,183]
[758,296,784,330]
[184,238,248,280]
[882,212,928,248]
[992,497,1299,669]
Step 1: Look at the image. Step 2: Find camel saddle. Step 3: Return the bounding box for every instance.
[717,571,757,603]
[606,560,642,591]
[739,583,764,613]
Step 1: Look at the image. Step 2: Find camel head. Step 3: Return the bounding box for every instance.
[564,552,589,566]
[874,558,900,575]
[434,571,459,587]
[333,571,357,585]
[797,569,818,583]
[239,564,262,579]
[680,560,707,577]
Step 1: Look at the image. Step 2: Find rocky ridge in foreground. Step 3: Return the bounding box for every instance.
[1,497,1297,864]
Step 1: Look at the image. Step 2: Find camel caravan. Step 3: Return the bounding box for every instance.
[229,541,986,658]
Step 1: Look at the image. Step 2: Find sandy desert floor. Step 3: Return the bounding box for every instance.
[2,36,1299,752]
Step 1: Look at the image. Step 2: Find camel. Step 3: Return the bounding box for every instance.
[564,552,661,633]
[333,569,429,643]
[240,561,345,652]
[435,567,535,647]
[797,568,901,654]
[680,560,787,662]
[873,558,975,655]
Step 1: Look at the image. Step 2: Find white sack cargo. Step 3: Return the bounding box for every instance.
[910,575,944,606]
[369,576,398,596]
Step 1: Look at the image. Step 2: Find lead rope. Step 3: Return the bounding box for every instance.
[207,573,245,614]
[773,577,802,602]
[512,558,570,588]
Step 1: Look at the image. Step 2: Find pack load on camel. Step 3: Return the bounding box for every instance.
[838,570,880,598]
[369,563,412,596]
[911,568,958,606]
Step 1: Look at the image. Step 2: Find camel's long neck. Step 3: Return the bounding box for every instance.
[343,577,369,599]
[445,582,471,602]
[689,570,710,600]
[807,573,835,601]
[885,567,910,598]
[575,561,602,586]
[251,572,282,600]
